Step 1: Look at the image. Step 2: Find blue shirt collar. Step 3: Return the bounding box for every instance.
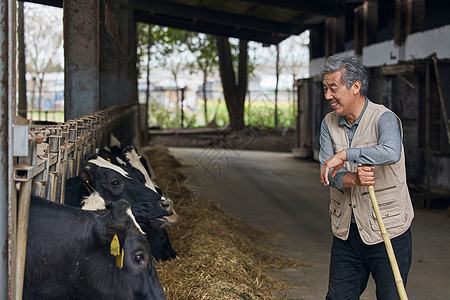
[338,98,368,128]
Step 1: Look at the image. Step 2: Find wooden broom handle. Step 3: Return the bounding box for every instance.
[368,185,408,300]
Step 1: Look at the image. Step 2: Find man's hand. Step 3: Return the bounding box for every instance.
[320,150,347,186]
[356,165,375,186]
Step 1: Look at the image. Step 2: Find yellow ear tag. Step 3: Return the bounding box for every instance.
[110,235,124,269]
[107,158,111,163]
[115,248,124,269]
[110,234,120,256]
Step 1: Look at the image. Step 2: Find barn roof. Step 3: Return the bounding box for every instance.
[23,0,363,44]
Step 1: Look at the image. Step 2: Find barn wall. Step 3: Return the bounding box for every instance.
[363,24,450,68]
[406,24,450,60]
[64,0,140,146]
[99,0,136,109]
[309,24,450,77]
[363,40,399,67]
[301,1,450,195]
[99,0,139,146]
[300,60,450,192]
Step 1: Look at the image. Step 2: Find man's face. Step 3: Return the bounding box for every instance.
[322,70,357,117]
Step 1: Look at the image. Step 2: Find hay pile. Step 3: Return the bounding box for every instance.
[140,145,305,300]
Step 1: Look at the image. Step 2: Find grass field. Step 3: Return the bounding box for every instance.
[26,110,64,122]
[25,101,297,129]
[149,99,297,129]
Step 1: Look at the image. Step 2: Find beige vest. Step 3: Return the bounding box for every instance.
[325,100,414,245]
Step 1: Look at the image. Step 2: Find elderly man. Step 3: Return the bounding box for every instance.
[319,54,414,300]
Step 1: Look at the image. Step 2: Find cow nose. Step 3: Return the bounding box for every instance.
[160,197,173,213]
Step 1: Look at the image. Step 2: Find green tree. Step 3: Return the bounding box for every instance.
[216,37,248,129]
[24,3,63,117]
[185,33,218,125]
[137,27,258,129]
[155,27,189,111]
[137,25,190,127]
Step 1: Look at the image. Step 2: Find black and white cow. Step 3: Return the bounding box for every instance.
[24,195,166,300]
[119,146,178,222]
[99,146,162,196]
[65,155,173,225]
[116,146,178,261]
[121,146,158,190]
[65,154,178,261]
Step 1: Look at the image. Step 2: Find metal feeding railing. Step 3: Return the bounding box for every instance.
[13,103,137,300]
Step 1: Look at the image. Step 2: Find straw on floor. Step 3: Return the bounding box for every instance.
[141,145,306,300]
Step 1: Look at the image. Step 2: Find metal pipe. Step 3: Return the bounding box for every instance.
[15,180,33,300]
[10,103,136,298]
[48,172,58,201]
[2,0,17,298]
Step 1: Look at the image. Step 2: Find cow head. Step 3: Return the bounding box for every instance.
[80,155,173,223]
[119,147,178,226]
[92,199,167,299]
[95,150,178,226]
[121,146,156,190]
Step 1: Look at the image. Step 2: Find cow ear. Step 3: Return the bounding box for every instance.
[94,200,131,246]
[80,168,92,183]
[95,224,128,250]
[111,199,132,222]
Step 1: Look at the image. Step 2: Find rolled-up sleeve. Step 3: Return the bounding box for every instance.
[319,119,348,189]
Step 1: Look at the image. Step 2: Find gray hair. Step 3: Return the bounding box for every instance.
[320,55,368,97]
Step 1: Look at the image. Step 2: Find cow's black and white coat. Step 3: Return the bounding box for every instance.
[66,154,178,261]
[115,146,178,261]
[65,155,172,224]
[24,195,166,300]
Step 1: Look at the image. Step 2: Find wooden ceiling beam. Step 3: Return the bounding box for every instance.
[20,0,62,8]
[130,0,304,36]
[134,11,288,45]
[238,0,350,18]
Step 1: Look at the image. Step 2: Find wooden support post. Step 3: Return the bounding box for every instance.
[365,0,378,46]
[431,55,450,145]
[325,16,345,57]
[424,62,431,208]
[395,0,425,46]
[354,1,378,55]
[354,4,364,55]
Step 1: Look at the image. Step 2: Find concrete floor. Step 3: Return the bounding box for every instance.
[168,147,450,300]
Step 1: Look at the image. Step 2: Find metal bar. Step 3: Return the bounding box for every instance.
[48,172,58,202]
[32,181,45,199]
[15,180,32,300]
[14,155,56,182]
[57,130,69,203]
[12,103,136,298]
[1,0,17,298]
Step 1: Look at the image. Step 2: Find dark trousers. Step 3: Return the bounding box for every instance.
[326,222,412,300]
